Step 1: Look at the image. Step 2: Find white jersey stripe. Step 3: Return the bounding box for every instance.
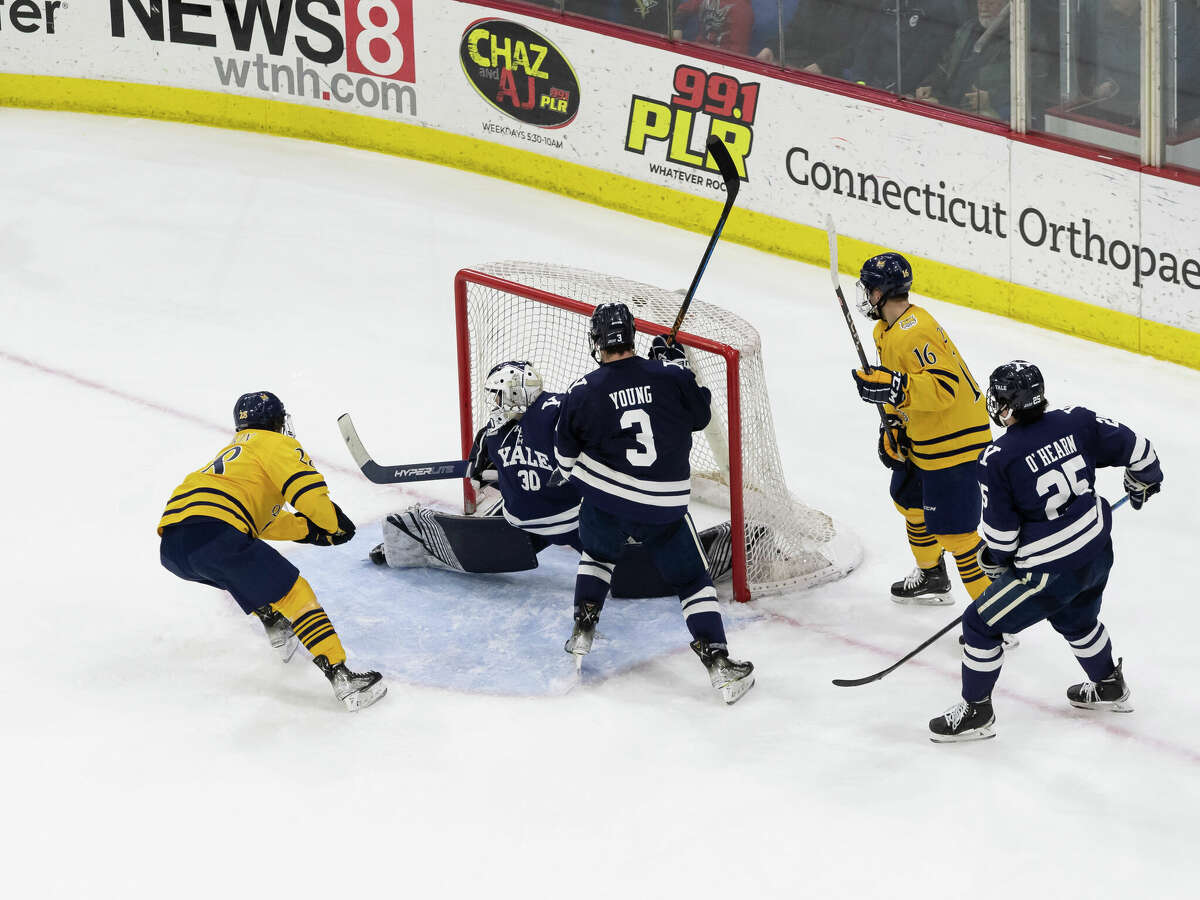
[1016,513,1105,568]
[981,522,1019,542]
[577,451,691,494]
[1072,628,1111,658]
[503,503,582,528]
[570,465,690,509]
[680,599,721,618]
[985,573,1050,627]
[1015,499,1100,556]
[577,563,613,584]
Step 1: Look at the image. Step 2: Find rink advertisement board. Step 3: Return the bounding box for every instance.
[3,1,1199,365]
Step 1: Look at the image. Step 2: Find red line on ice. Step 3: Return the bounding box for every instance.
[767,610,1200,764]
[0,347,431,499]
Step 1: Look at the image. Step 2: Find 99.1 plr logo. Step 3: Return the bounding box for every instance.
[625,64,756,183]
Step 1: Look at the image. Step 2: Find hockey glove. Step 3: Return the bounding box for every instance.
[467,424,495,488]
[329,503,356,545]
[852,366,907,407]
[1123,469,1161,510]
[877,414,909,471]
[648,335,687,365]
[976,544,1008,580]
[295,504,356,546]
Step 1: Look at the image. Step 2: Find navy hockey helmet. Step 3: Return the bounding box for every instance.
[234,391,289,433]
[856,252,913,320]
[986,361,1046,427]
[589,302,636,360]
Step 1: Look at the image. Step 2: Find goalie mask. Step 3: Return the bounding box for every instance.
[484,360,544,430]
[234,391,295,437]
[856,252,913,320]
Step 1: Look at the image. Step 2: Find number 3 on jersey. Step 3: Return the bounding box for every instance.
[620,409,657,466]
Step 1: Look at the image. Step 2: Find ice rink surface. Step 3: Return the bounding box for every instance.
[4,109,1199,898]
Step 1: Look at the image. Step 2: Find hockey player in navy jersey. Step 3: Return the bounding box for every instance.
[929,361,1163,742]
[372,360,739,593]
[554,302,754,704]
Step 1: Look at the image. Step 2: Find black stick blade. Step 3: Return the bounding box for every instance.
[706,134,741,202]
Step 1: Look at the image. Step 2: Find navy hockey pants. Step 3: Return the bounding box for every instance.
[959,538,1117,702]
[160,518,299,615]
[574,501,726,646]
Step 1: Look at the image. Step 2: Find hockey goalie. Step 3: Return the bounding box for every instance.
[370,360,738,599]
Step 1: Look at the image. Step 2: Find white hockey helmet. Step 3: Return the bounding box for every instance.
[484,360,544,428]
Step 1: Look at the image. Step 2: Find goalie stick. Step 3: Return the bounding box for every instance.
[668,134,742,341]
[832,494,1131,687]
[338,413,474,484]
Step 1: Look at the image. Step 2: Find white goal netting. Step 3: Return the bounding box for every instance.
[457,261,861,599]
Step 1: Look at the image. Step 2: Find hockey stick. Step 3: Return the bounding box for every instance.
[832,494,1132,687]
[668,134,741,341]
[338,413,470,484]
[827,214,893,446]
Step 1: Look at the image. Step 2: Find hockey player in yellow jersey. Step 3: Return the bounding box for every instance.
[849,252,993,605]
[157,391,386,711]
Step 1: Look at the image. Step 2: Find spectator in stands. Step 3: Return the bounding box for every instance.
[674,0,755,55]
[751,0,800,62]
[1089,0,1140,105]
[1178,1,1200,128]
[778,0,877,78]
[566,2,670,34]
[842,1,960,94]
[916,0,1013,120]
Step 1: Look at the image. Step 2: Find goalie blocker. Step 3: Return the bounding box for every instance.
[375,504,738,600]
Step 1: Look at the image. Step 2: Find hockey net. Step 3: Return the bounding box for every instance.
[455,262,860,602]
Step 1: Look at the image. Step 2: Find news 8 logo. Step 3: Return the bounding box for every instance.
[345,0,416,83]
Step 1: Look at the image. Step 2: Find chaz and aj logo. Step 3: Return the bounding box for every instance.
[625,64,757,180]
[459,18,580,128]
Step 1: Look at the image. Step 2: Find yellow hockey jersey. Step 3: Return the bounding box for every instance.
[873,305,991,471]
[157,429,337,541]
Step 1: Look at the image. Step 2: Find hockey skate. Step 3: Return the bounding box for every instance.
[891,555,953,605]
[1067,657,1133,712]
[564,603,601,671]
[369,542,387,566]
[254,605,298,663]
[313,654,387,711]
[929,698,996,742]
[691,640,755,705]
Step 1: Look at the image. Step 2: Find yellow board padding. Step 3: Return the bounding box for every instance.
[4,73,1198,371]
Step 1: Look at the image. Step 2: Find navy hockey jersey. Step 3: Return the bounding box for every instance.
[485,391,581,538]
[555,355,711,524]
[978,406,1162,573]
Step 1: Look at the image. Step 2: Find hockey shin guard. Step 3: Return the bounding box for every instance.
[678,576,727,647]
[272,576,347,666]
[960,604,1003,703]
[574,552,613,616]
[941,533,991,600]
[894,502,943,569]
[1063,621,1117,682]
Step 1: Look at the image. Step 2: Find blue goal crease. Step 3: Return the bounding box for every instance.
[283,522,763,697]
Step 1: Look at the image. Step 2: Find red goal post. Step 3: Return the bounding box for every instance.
[454,263,860,604]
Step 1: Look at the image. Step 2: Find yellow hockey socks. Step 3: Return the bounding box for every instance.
[271,577,347,665]
[940,533,991,600]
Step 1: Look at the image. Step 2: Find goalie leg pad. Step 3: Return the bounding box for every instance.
[381,506,539,574]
